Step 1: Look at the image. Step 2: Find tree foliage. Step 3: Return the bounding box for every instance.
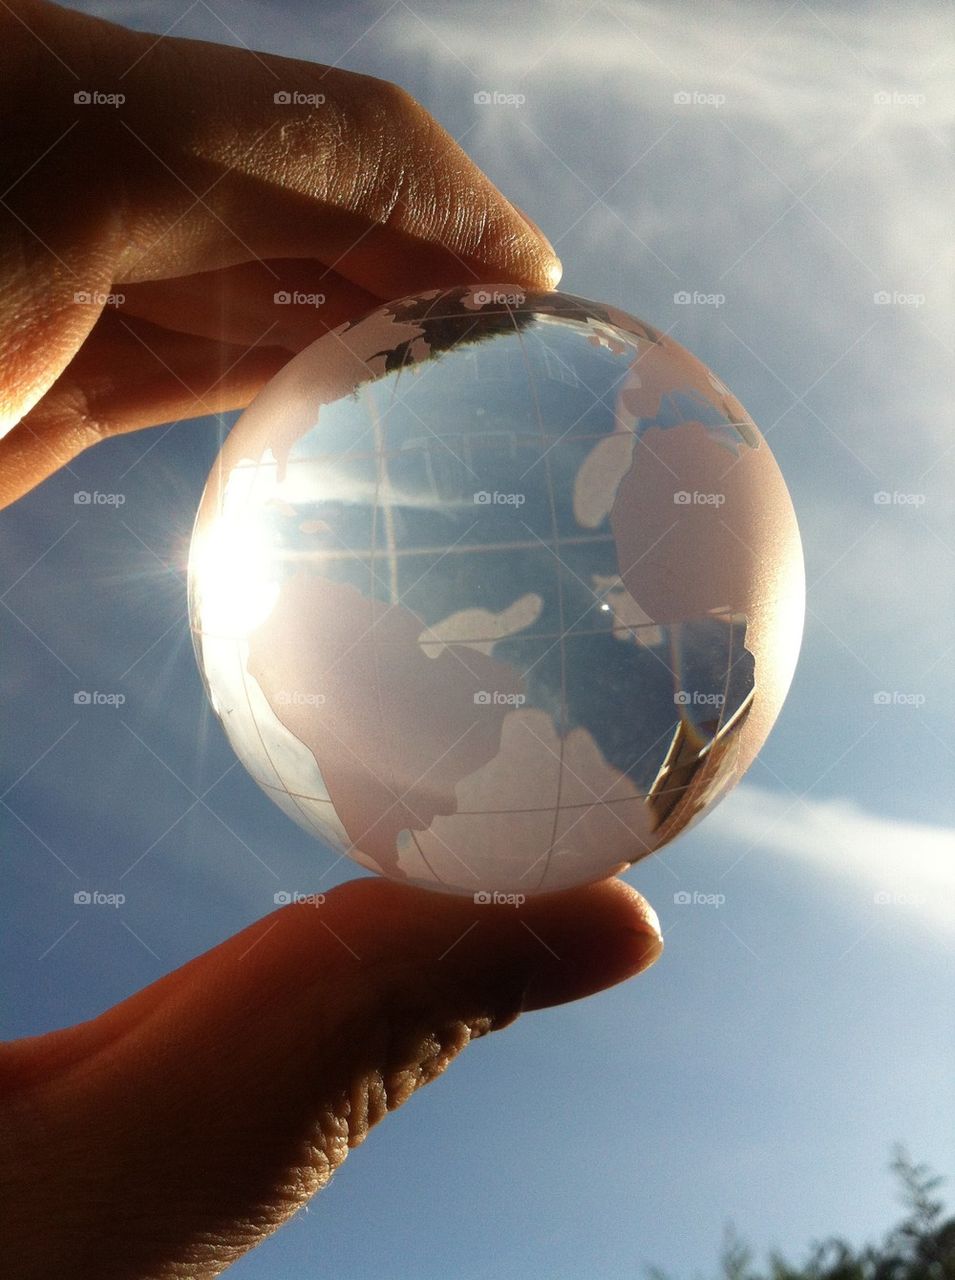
[650,1149,955,1280]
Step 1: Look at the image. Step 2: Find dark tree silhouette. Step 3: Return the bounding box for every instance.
[648,1149,955,1280]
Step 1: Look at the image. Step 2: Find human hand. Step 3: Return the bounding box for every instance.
[0,4,663,1277]
[0,0,562,505]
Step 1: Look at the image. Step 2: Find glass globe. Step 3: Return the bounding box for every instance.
[188,285,804,896]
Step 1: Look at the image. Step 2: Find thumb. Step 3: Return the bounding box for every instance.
[1,876,661,1280]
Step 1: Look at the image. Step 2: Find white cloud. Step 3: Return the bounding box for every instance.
[709,783,955,932]
[393,1,953,344]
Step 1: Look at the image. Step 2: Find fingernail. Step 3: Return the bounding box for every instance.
[641,900,662,941]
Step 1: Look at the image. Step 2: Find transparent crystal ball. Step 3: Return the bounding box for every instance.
[188,286,804,896]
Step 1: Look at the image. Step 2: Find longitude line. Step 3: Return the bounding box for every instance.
[511,312,568,891]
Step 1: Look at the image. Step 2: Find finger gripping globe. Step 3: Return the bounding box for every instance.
[188,286,804,896]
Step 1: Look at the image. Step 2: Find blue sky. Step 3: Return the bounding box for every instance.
[2,1,952,1277]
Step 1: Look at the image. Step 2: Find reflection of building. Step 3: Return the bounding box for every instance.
[399,430,523,502]
[645,610,756,835]
[464,336,583,390]
[646,687,754,836]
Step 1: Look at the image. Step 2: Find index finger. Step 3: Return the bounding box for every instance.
[12,0,562,294]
